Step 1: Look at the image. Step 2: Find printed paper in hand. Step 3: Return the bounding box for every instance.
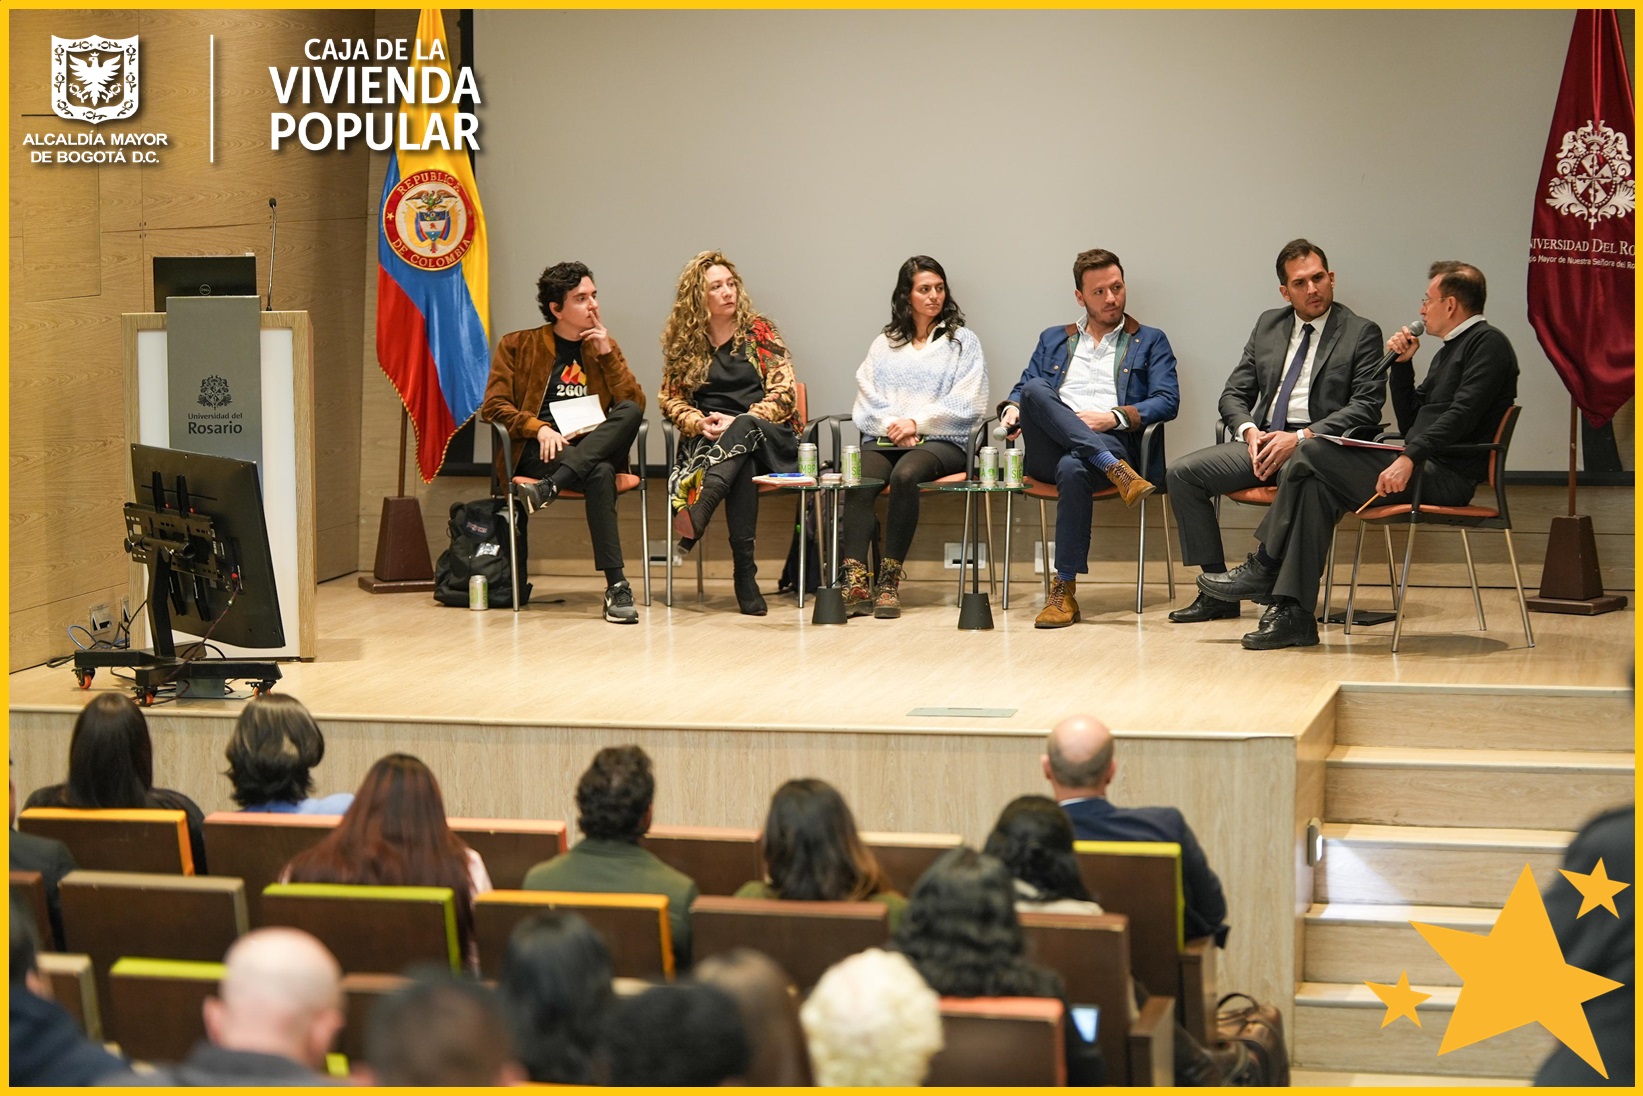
[550,395,605,439]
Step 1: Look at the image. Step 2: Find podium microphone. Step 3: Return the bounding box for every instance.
[265,197,278,311]
[1377,318,1425,369]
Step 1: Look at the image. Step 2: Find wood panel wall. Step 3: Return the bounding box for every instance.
[9,10,372,670]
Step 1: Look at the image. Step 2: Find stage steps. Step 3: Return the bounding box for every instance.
[1293,684,1632,1083]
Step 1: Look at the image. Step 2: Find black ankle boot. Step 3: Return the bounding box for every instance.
[730,539,767,616]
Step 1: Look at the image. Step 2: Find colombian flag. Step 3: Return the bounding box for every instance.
[376,8,489,482]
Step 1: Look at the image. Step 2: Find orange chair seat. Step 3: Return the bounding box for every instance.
[1226,486,1277,505]
[510,473,641,499]
[1358,502,1499,522]
[1022,476,1118,502]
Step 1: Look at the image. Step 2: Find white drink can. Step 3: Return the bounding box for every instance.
[842,445,862,484]
[979,446,1000,486]
[469,574,488,611]
[1004,447,1024,487]
[798,442,819,478]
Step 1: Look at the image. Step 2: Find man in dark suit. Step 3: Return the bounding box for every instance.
[1043,714,1229,946]
[1199,261,1518,649]
[1167,239,1386,624]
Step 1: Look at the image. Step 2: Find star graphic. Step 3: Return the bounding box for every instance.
[1412,864,1626,1077]
[1559,858,1629,918]
[1365,970,1431,1027]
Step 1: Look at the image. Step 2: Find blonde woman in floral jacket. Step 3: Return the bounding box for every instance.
[660,251,802,615]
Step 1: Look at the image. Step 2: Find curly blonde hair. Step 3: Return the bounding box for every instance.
[660,251,761,395]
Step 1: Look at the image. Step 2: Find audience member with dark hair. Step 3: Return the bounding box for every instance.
[985,795,1105,914]
[497,910,614,1085]
[10,896,126,1086]
[892,846,1103,1085]
[360,967,524,1087]
[24,692,208,872]
[10,760,76,949]
[281,753,491,969]
[695,948,814,1085]
[224,693,353,814]
[107,928,343,1086]
[735,778,906,931]
[601,982,750,1086]
[523,745,698,967]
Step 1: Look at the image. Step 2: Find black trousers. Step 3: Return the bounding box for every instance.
[1166,440,1276,571]
[840,440,968,562]
[515,399,642,572]
[1256,438,1475,610]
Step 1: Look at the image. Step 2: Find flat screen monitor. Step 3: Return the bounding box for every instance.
[152,255,258,312]
[127,444,284,650]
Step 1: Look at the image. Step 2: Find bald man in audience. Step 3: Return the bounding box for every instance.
[1043,714,1230,946]
[108,927,345,1085]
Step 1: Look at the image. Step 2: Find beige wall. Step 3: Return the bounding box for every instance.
[9,9,371,670]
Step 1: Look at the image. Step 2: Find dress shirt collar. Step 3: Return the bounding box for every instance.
[1443,314,1486,341]
[1056,794,1111,810]
[1293,307,1330,340]
[1075,315,1121,344]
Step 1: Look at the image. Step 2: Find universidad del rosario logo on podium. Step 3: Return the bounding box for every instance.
[382,170,477,272]
[52,34,139,124]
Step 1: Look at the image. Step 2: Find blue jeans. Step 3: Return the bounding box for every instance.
[1019,378,1129,577]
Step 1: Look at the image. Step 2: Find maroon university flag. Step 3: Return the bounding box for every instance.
[1527,9,1635,429]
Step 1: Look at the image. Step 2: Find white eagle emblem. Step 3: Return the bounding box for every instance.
[1545,118,1635,228]
[51,35,139,125]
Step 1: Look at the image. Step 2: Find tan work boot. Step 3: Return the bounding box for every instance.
[872,558,905,619]
[1105,459,1155,507]
[839,558,872,617]
[1035,576,1081,628]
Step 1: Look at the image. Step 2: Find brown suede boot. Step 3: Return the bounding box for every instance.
[1105,459,1155,507]
[1035,576,1081,628]
[872,558,905,619]
[839,558,872,617]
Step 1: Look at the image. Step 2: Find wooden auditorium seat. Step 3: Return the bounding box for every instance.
[201,811,338,925]
[859,831,962,895]
[447,818,568,890]
[690,896,888,990]
[18,808,194,874]
[1019,910,1175,1085]
[259,883,461,974]
[11,869,56,950]
[925,996,1066,1086]
[639,825,761,897]
[335,972,410,1066]
[474,890,672,980]
[58,869,247,1039]
[1075,840,1218,1046]
[106,957,221,1064]
[36,952,103,1041]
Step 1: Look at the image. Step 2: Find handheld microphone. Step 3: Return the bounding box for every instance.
[1377,318,1425,369]
[265,197,278,311]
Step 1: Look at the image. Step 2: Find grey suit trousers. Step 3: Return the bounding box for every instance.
[1255,439,1473,610]
[1166,441,1276,570]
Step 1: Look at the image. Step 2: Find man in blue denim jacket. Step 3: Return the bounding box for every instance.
[1000,249,1180,628]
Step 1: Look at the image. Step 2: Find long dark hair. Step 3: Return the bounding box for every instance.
[224,693,325,808]
[984,796,1095,903]
[891,847,1062,999]
[498,911,614,1084]
[64,694,153,808]
[883,255,965,348]
[760,779,891,902]
[284,754,477,945]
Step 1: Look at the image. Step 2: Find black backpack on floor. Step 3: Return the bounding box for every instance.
[434,498,532,608]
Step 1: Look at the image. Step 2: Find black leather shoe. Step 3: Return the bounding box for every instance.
[1241,601,1319,650]
[515,478,560,514]
[1168,591,1242,623]
[1197,553,1277,603]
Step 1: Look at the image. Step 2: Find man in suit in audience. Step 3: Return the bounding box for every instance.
[1043,714,1230,946]
[1197,261,1518,649]
[1166,239,1386,625]
[480,260,646,624]
[108,927,344,1085]
[522,745,698,968]
[10,763,77,949]
[999,248,1181,628]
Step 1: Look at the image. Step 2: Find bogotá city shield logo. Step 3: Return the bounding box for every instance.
[1545,118,1635,229]
[383,170,476,271]
[52,35,139,124]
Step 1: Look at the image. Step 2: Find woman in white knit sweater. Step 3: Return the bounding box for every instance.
[841,256,988,617]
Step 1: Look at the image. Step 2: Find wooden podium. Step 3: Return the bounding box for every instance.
[122,309,317,659]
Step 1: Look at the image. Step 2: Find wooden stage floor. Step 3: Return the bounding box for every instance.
[9,572,1633,738]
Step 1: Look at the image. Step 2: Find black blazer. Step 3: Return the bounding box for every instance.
[1219,303,1386,438]
[1060,797,1230,946]
[1391,319,1518,483]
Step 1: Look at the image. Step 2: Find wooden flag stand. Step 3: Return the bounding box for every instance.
[1526,401,1626,615]
[358,411,437,594]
